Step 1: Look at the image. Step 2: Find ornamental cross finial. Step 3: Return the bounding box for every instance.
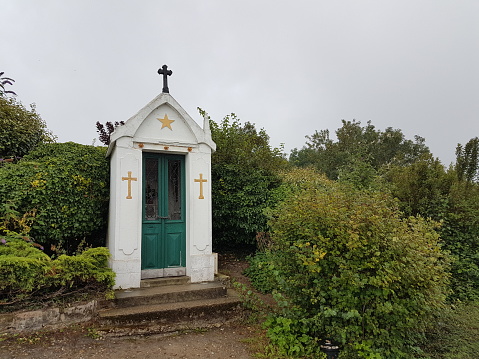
[158,64,172,93]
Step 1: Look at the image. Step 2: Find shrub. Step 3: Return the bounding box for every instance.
[0,142,109,253]
[244,250,280,294]
[264,168,451,358]
[0,235,114,307]
[206,111,287,248]
[51,247,115,289]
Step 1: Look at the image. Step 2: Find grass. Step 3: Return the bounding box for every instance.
[419,301,479,358]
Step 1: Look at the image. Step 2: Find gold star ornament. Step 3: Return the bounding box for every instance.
[158,114,175,130]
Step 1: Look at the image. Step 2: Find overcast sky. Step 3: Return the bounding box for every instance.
[2,1,478,165]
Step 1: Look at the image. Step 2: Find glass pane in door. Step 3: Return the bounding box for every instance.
[145,158,158,220]
[168,159,181,220]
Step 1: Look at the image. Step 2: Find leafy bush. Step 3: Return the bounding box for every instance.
[264,168,451,358]
[244,250,280,294]
[0,234,114,307]
[441,182,479,301]
[205,111,287,248]
[0,142,109,253]
[265,315,320,357]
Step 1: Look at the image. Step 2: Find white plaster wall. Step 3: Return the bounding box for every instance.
[107,138,143,289]
[185,144,215,283]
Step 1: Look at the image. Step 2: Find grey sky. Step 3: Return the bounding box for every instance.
[2,0,478,165]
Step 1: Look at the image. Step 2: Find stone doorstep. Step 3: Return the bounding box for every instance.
[140,276,191,288]
[97,275,243,333]
[98,290,241,324]
[112,282,228,308]
[97,287,243,337]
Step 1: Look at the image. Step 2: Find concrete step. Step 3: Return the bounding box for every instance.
[98,289,241,325]
[140,276,190,288]
[96,276,244,337]
[112,282,228,308]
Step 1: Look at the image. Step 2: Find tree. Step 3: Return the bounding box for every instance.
[0,96,55,158]
[384,151,479,300]
[95,121,124,145]
[455,137,479,183]
[263,168,451,357]
[0,72,16,97]
[384,153,454,218]
[290,120,429,180]
[203,110,287,248]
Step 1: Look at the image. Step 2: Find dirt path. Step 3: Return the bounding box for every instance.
[0,325,255,359]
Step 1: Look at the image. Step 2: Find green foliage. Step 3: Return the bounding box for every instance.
[385,153,454,218]
[232,281,267,315]
[420,302,479,358]
[203,109,287,248]
[290,120,429,180]
[441,182,479,301]
[263,168,451,357]
[0,233,47,259]
[455,137,479,183]
[386,153,479,301]
[0,96,55,158]
[0,236,51,300]
[244,250,280,294]
[49,247,115,289]
[0,234,114,306]
[265,315,320,357]
[0,142,110,253]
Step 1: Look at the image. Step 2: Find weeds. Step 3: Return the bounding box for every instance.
[86,327,102,340]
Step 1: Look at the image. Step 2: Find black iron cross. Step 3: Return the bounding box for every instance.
[158,64,173,93]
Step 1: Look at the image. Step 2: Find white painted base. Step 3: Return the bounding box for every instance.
[110,259,141,289]
[111,254,216,288]
[141,267,186,279]
[213,252,218,274]
[189,254,216,283]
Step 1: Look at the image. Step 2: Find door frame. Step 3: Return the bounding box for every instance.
[140,152,186,279]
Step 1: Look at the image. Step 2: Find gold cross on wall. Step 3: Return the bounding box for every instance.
[121,171,137,199]
[194,173,207,199]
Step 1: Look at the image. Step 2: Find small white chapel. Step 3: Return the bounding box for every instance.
[106,65,216,289]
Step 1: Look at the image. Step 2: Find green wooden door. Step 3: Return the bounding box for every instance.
[141,153,186,279]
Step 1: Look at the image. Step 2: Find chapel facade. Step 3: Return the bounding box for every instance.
[106,66,216,289]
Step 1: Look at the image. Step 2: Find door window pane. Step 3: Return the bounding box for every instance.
[168,159,181,220]
[145,158,158,220]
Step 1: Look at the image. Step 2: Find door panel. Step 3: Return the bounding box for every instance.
[141,154,186,279]
[141,225,160,269]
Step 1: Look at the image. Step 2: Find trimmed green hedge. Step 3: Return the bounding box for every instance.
[0,235,114,307]
[0,142,110,253]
